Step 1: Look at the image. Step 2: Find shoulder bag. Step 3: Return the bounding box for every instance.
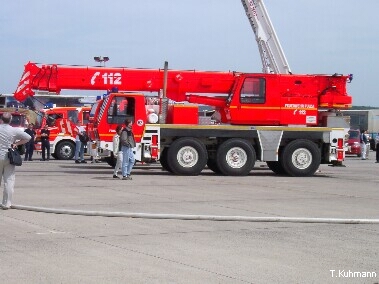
[8,148,23,166]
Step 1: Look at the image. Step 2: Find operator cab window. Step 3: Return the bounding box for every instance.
[82,111,90,125]
[10,115,22,127]
[46,113,63,126]
[240,77,266,104]
[107,97,135,124]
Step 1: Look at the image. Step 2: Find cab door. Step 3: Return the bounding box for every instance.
[228,77,280,125]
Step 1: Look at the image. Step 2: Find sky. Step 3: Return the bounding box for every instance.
[1,0,378,107]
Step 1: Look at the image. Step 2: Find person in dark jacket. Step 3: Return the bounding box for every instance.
[40,124,50,161]
[120,119,136,180]
[24,123,36,161]
[360,129,368,160]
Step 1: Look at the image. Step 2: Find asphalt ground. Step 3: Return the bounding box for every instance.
[1,152,378,284]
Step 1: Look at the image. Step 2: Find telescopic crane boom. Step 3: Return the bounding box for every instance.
[14,62,236,103]
[241,0,291,74]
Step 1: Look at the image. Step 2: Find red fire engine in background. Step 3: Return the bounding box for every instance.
[33,106,91,159]
[12,0,352,176]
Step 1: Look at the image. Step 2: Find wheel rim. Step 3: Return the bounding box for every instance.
[291,148,312,169]
[225,147,247,169]
[60,145,73,159]
[176,146,198,168]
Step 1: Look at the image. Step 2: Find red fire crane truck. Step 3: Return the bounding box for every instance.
[13,61,351,176]
[13,1,352,176]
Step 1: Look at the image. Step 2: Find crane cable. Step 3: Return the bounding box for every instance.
[11,205,379,224]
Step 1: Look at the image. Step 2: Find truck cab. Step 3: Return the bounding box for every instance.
[88,93,147,142]
[0,109,28,130]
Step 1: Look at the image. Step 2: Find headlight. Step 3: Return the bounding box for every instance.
[147,113,159,124]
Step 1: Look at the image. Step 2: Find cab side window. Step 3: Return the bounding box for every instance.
[67,110,79,124]
[240,78,266,104]
[82,111,90,125]
[46,113,63,126]
[107,97,135,124]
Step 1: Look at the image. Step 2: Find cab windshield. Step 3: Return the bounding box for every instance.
[9,114,26,128]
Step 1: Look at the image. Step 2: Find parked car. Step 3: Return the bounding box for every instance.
[345,129,361,157]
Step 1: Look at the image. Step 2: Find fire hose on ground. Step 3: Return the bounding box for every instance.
[11,205,379,224]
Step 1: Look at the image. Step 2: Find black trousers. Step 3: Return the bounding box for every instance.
[376,143,379,162]
[24,141,34,161]
[41,139,50,160]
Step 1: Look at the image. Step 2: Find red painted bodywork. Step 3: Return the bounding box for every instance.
[14,62,352,128]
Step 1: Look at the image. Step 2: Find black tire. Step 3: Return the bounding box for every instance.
[160,147,173,173]
[216,138,255,176]
[55,141,75,160]
[167,138,207,175]
[105,156,116,168]
[280,139,321,177]
[266,161,287,175]
[207,158,222,174]
[105,152,117,168]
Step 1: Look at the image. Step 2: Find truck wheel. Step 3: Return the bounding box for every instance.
[160,147,173,173]
[266,161,286,175]
[216,138,255,176]
[280,139,321,177]
[105,156,116,168]
[104,152,117,168]
[167,138,207,175]
[55,141,75,160]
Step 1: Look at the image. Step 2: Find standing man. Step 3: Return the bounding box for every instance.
[0,112,31,209]
[24,123,36,161]
[112,125,123,178]
[40,124,50,161]
[74,125,87,163]
[365,131,371,159]
[360,129,368,160]
[120,119,136,180]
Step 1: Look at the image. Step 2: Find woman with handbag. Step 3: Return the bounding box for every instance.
[0,112,31,210]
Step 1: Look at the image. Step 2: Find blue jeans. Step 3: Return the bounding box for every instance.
[121,146,135,177]
[75,140,85,161]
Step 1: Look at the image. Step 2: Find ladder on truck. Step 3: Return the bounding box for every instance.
[241,0,291,74]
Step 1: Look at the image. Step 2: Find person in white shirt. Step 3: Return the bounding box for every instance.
[0,112,31,209]
[365,132,370,158]
[74,125,87,163]
[360,130,368,160]
[112,125,123,178]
